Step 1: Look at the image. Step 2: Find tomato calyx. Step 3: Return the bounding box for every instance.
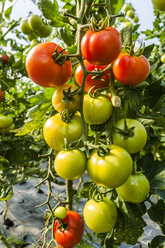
[114,118,135,139]
[52,46,70,65]
[62,86,81,105]
[124,41,145,57]
[56,219,68,232]
[97,146,110,157]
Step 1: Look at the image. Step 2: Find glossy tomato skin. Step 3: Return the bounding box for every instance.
[83,198,117,233]
[83,94,112,124]
[54,211,84,248]
[43,112,83,151]
[113,118,147,154]
[81,27,121,66]
[152,0,165,11]
[54,206,67,220]
[75,60,110,93]
[161,54,165,63]
[0,115,13,128]
[113,52,150,85]
[54,149,86,180]
[87,145,133,189]
[26,42,72,87]
[0,89,4,101]
[117,174,150,203]
[52,84,80,113]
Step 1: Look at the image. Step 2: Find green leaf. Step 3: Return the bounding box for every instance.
[112,201,146,245]
[0,181,13,201]
[120,25,133,47]
[109,0,125,14]
[148,235,165,248]
[142,44,154,59]
[80,180,93,198]
[137,153,155,178]
[36,0,60,21]
[148,199,165,234]
[150,160,165,200]
[4,6,12,20]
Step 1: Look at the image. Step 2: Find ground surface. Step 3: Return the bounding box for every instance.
[0,174,161,248]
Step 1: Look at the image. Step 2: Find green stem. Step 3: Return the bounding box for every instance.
[0,229,11,248]
[3,201,8,224]
[66,180,73,210]
[0,0,5,23]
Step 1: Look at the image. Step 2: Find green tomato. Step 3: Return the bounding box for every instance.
[54,149,86,180]
[127,10,135,19]
[87,145,133,189]
[43,112,83,151]
[30,39,40,48]
[133,16,139,23]
[152,0,165,11]
[161,54,165,63]
[112,118,147,154]
[28,14,43,31]
[27,32,38,41]
[0,115,13,128]
[123,4,132,12]
[117,174,150,203]
[83,94,112,125]
[54,207,67,220]
[36,24,52,38]
[20,20,32,35]
[83,198,117,233]
[0,123,15,134]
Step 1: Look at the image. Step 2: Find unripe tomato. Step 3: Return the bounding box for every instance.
[0,115,13,128]
[113,52,150,85]
[127,10,135,19]
[83,94,112,125]
[54,211,84,247]
[28,14,43,31]
[117,174,150,203]
[27,32,38,41]
[83,198,117,233]
[1,54,9,64]
[152,0,165,11]
[20,20,32,35]
[52,84,80,113]
[54,206,67,220]
[26,42,72,87]
[112,118,147,154]
[54,149,86,180]
[43,112,83,151]
[81,27,121,65]
[87,145,133,189]
[0,89,4,101]
[123,4,132,12]
[133,17,139,23]
[122,21,133,29]
[75,60,110,93]
[0,123,15,134]
[161,54,165,63]
[36,24,52,38]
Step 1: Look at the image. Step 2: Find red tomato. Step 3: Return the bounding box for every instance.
[26,42,72,87]
[54,211,84,248]
[113,52,150,85]
[81,27,121,66]
[0,89,4,101]
[1,54,9,64]
[75,60,110,92]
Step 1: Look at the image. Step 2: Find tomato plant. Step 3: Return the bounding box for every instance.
[83,94,112,124]
[87,145,133,189]
[20,20,32,35]
[54,149,86,180]
[26,42,72,87]
[28,14,43,31]
[0,115,13,128]
[117,174,150,203]
[43,112,83,151]
[54,211,84,247]
[36,24,52,38]
[83,198,117,233]
[75,60,110,93]
[113,52,150,85]
[52,84,80,112]
[152,0,165,11]
[112,118,147,154]
[81,27,122,65]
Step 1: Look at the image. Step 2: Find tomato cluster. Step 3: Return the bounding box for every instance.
[25,17,151,245]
